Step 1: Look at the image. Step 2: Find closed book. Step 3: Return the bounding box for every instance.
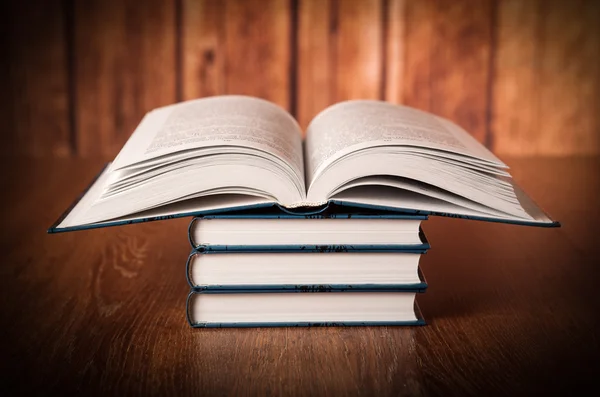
[186,250,427,292]
[186,289,426,328]
[188,212,429,251]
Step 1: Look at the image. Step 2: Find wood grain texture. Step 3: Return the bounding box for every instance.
[182,0,290,110]
[181,0,226,99]
[401,0,434,111]
[385,0,407,104]
[1,0,599,156]
[492,0,600,155]
[297,0,382,131]
[536,0,600,155]
[297,0,333,130]
[224,0,290,109]
[403,0,493,144]
[74,0,177,157]
[1,156,599,396]
[0,0,70,157]
[492,0,542,155]
[333,0,383,102]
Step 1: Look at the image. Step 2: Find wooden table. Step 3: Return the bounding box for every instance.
[1,157,598,396]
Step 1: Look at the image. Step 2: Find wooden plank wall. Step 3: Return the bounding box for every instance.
[1,0,598,158]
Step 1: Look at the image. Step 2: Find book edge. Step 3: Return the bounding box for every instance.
[186,289,426,328]
[47,163,111,233]
[48,166,559,233]
[192,244,431,253]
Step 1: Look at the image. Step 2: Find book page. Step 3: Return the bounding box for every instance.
[304,100,504,185]
[111,96,305,182]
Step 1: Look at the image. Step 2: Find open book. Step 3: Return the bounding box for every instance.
[50,95,558,232]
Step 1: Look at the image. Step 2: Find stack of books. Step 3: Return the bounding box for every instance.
[184,209,430,327]
[49,96,559,328]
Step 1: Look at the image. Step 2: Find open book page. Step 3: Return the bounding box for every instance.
[56,96,309,227]
[333,183,554,225]
[56,161,274,229]
[303,100,539,220]
[304,100,505,185]
[110,96,305,183]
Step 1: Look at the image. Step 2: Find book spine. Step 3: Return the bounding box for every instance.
[187,217,199,250]
[185,250,197,289]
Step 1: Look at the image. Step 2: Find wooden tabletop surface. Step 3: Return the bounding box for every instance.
[1,156,598,396]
